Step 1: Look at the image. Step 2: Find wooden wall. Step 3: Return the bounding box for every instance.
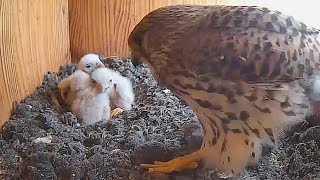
[0,0,70,126]
[68,0,229,62]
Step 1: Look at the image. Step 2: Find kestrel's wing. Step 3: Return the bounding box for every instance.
[175,6,320,84]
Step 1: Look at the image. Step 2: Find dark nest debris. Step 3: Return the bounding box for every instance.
[1,57,320,180]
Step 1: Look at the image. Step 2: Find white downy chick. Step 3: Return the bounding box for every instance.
[59,53,104,104]
[58,70,92,106]
[58,70,111,125]
[77,53,105,75]
[91,67,135,117]
[71,88,111,125]
[111,71,135,111]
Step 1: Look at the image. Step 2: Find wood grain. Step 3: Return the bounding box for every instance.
[68,0,229,62]
[0,0,70,126]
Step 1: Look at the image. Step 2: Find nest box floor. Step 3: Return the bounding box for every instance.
[1,58,320,180]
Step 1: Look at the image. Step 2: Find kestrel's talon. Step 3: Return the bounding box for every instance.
[154,161,163,165]
[111,108,124,118]
[142,161,198,173]
[140,155,199,173]
[176,162,198,172]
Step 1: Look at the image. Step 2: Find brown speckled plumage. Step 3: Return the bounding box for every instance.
[128,5,320,177]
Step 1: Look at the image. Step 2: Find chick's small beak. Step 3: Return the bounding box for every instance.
[95,62,105,69]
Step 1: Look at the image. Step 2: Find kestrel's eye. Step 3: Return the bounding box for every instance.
[86,64,92,69]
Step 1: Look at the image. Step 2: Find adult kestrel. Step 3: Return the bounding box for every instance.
[128,5,320,177]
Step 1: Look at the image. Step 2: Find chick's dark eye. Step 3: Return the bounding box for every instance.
[109,79,112,82]
[86,64,91,68]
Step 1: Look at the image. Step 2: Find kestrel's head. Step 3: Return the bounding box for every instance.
[78,54,105,75]
[91,67,115,94]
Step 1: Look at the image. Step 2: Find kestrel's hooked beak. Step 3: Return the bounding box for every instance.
[95,62,105,69]
[131,58,140,67]
[130,53,142,67]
